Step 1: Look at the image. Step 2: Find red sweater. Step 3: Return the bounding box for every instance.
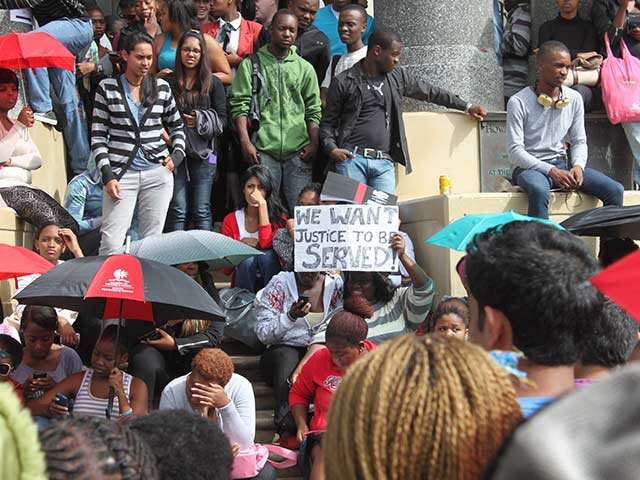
[202,18,263,58]
[221,209,284,276]
[289,341,375,432]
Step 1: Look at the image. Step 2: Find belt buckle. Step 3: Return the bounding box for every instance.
[363,148,376,158]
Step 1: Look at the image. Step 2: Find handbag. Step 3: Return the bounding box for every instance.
[231,444,297,479]
[562,54,602,87]
[601,34,640,124]
[218,287,265,352]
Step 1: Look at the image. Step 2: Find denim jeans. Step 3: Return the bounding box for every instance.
[235,249,281,293]
[99,166,174,255]
[334,153,396,194]
[622,122,640,185]
[513,158,624,219]
[259,151,312,214]
[165,157,217,231]
[25,18,92,173]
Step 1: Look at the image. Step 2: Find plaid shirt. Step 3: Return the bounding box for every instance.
[0,0,86,26]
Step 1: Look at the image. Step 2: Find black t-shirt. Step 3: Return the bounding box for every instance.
[345,75,392,153]
[537,15,599,59]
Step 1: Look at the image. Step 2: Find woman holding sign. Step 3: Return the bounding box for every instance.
[254,268,343,448]
[221,165,287,292]
[309,233,436,346]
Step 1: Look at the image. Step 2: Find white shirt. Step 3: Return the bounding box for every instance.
[321,46,367,89]
[217,14,243,54]
[235,209,259,239]
[99,33,113,51]
[160,373,256,448]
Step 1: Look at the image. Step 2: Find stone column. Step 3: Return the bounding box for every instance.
[373,0,503,111]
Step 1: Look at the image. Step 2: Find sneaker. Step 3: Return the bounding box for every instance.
[34,110,58,126]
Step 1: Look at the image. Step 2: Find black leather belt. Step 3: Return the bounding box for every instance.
[348,146,393,161]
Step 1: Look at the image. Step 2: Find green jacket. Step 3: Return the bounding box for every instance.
[230,45,322,161]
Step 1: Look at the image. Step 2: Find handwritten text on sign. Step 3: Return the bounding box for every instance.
[294,205,400,272]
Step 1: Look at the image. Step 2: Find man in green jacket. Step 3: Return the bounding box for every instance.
[231,9,322,212]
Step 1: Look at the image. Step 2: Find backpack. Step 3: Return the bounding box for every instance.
[247,53,271,144]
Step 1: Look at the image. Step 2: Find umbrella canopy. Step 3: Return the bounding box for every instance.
[426,211,563,251]
[0,244,53,281]
[115,230,262,269]
[591,249,640,323]
[0,32,75,71]
[560,205,640,239]
[15,254,224,324]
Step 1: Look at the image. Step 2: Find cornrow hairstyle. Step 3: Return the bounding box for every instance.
[130,410,234,480]
[191,348,234,386]
[324,335,523,480]
[326,295,372,345]
[39,416,159,480]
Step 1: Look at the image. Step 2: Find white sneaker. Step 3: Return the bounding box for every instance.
[34,111,58,126]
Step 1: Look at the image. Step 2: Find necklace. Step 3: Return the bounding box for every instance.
[126,77,143,87]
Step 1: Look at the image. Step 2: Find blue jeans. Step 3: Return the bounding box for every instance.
[513,158,624,219]
[165,157,217,231]
[259,151,312,214]
[334,153,396,194]
[235,249,281,293]
[25,18,92,173]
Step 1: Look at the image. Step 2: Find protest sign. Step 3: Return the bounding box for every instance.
[294,204,400,272]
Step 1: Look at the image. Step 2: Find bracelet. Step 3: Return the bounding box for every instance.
[121,408,133,417]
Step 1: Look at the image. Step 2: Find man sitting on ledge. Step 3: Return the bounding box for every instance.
[507,40,623,219]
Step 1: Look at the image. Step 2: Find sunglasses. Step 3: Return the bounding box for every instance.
[0,363,13,377]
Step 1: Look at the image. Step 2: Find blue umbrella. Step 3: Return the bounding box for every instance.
[426,211,563,251]
[115,230,263,269]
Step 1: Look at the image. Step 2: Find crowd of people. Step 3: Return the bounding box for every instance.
[1,0,640,479]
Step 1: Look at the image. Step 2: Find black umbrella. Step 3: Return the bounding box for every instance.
[560,205,640,239]
[14,254,224,322]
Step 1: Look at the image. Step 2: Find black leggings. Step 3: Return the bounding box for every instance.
[259,344,306,433]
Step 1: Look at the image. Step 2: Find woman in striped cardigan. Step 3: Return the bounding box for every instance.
[92,32,186,255]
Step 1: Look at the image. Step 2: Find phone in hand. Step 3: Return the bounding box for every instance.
[138,329,162,342]
[33,372,47,380]
[55,392,73,411]
[298,295,310,305]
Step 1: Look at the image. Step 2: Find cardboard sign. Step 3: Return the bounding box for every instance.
[320,172,398,206]
[294,204,400,272]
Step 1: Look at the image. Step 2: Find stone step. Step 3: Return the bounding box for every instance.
[230,354,262,381]
[253,381,275,410]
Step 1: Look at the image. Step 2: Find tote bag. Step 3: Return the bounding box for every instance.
[601,34,640,124]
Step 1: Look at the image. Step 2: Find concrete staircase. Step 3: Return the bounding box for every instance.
[222,338,302,479]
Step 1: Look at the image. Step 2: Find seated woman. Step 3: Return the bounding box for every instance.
[255,268,343,445]
[159,348,276,479]
[0,334,24,402]
[324,335,524,479]
[11,306,83,402]
[30,325,148,420]
[4,223,84,349]
[289,296,376,480]
[308,233,435,347]
[129,261,224,402]
[429,296,469,341]
[222,165,286,292]
[0,68,40,189]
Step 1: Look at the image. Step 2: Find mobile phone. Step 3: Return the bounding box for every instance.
[55,392,73,411]
[33,372,47,380]
[138,329,162,342]
[298,295,309,304]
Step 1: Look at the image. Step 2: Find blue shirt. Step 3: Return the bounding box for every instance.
[518,396,554,418]
[313,5,374,56]
[121,74,158,171]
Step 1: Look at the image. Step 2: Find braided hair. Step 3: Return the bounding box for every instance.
[324,335,523,480]
[39,417,159,480]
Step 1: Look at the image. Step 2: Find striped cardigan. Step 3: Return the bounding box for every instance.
[91,76,186,185]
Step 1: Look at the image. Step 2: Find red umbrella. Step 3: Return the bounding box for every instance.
[591,249,640,323]
[0,244,53,281]
[0,32,75,72]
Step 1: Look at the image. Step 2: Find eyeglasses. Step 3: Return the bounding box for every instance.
[0,363,13,377]
[181,47,202,56]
